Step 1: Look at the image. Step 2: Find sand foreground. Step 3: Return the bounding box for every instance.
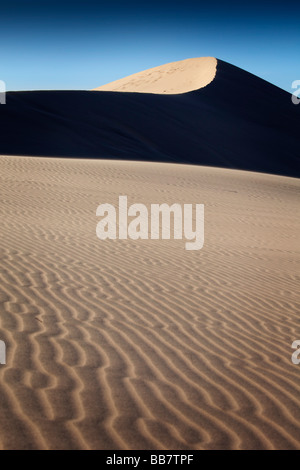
[0,156,299,449]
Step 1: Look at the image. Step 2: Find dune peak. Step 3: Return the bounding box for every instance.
[92,57,217,94]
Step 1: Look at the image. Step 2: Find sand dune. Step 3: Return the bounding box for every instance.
[0,58,299,177]
[0,155,299,450]
[92,57,217,94]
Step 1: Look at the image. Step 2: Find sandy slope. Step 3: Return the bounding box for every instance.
[92,57,217,94]
[1,59,299,178]
[0,155,299,450]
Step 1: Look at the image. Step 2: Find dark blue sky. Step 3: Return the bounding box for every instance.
[1,1,299,92]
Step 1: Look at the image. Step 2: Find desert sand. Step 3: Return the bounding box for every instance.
[1,58,299,178]
[0,155,299,450]
[92,57,217,94]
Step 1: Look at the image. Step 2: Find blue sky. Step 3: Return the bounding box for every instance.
[1,0,299,92]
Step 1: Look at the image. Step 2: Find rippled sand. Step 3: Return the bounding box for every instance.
[0,155,299,449]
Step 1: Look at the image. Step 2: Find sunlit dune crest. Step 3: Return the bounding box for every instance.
[92,57,217,94]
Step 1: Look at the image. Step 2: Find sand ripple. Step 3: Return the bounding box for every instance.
[0,156,299,449]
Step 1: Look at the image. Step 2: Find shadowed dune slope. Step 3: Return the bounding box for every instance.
[0,59,299,177]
